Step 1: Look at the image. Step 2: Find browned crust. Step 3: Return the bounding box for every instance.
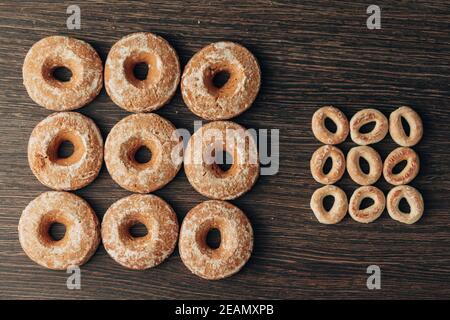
[346,146,382,186]
[184,121,259,200]
[310,185,348,224]
[105,32,180,112]
[179,200,253,280]
[310,145,345,185]
[386,185,424,224]
[312,106,349,145]
[389,106,423,147]
[349,186,385,223]
[181,42,261,120]
[350,109,388,145]
[104,113,182,193]
[383,147,420,185]
[28,112,103,190]
[23,36,103,111]
[101,194,179,270]
[18,191,100,270]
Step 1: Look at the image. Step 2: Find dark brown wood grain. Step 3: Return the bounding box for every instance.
[0,0,449,299]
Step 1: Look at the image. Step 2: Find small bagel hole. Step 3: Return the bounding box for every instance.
[401,116,411,136]
[360,197,375,210]
[323,195,335,211]
[399,198,411,214]
[393,160,407,174]
[323,157,333,175]
[215,150,233,172]
[129,222,148,238]
[52,66,72,82]
[359,121,376,134]
[57,140,74,159]
[206,228,221,249]
[134,146,152,164]
[212,70,230,89]
[48,222,66,241]
[358,157,370,175]
[324,118,337,133]
[133,62,149,80]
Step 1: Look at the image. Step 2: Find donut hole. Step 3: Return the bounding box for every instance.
[57,140,74,159]
[205,228,221,249]
[323,157,333,175]
[399,197,411,214]
[323,195,335,211]
[47,131,85,166]
[124,53,161,88]
[134,145,152,164]
[360,197,375,210]
[51,66,72,82]
[212,70,230,89]
[358,157,371,175]
[214,150,233,172]
[401,116,411,136]
[128,222,148,238]
[132,62,149,80]
[124,139,158,169]
[204,64,242,96]
[324,117,337,133]
[48,222,66,242]
[359,121,376,134]
[393,160,408,174]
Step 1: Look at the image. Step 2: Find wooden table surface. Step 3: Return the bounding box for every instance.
[0,0,449,300]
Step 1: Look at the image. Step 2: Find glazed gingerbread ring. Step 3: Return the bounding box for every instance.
[383,147,419,185]
[312,106,349,145]
[349,186,385,223]
[28,112,103,190]
[102,194,178,270]
[389,106,423,147]
[181,41,261,120]
[387,185,424,224]
[179,200,253,280]
[105,32,180,112]
[105,113,181,193]
[310,145,345,185]
[23,36,103,111]
[346,146,382,186]
[310,185,348,224]
[184,121,259,200]
[350,109,388,145]
[19,191,100,270]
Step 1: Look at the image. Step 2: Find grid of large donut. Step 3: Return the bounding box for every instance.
[20,33,262,280]
[310,105,424,225]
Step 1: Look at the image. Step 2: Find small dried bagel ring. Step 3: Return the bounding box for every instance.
[383,147,419,185]
[179,200,253,280]
[387,185,424,224]
[389,106,423,147]
[101,194,179,270]
[346,146,382,185]
[310,185,348,224]
[350,109,388,145]
[310,145,345,185]
[19,191,100,270]
[349,186,385,223]
[23,36,103,111]
[312,106,349,145]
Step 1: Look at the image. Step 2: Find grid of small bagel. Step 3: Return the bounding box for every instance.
[21,33,261,280]
[310,106,424,225]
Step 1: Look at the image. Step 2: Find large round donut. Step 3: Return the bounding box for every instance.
[350,109,388,145]
[181,41,261,120]
[389,106,423,147]
[105,113,181,193]
[383,147,419,185]
[184,121,259,200]
[101,194,179,270]
[387,185,424,224]
[28,112,103,190]
[310,185,348,224]
[179,200,253,280]
[23,36,103,111]
[346,146,382,185]
[349,186,385,223]
[19,191,100,270]
[310,145,345,185]
[105,32,180,112]
[312,106,349,145]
